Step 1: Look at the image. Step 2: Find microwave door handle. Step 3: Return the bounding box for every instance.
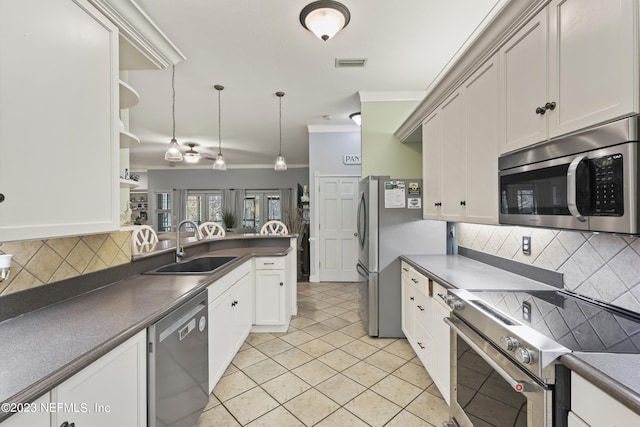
[567,155,588,222]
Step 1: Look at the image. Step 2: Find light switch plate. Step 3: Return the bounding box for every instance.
[522,236,531,255]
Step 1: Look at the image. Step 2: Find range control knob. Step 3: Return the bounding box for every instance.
[445,296,465,311]
[500,336,520,351]
[515,347,536,365]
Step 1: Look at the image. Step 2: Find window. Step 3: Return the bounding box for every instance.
[242,191,281,232]
[156,192,172,232]
[186,191,223,230]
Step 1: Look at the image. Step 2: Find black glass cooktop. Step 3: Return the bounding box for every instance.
[467,289,640,353]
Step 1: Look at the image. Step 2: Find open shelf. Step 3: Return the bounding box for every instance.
[119,80,140,109]
[120,129,140,147]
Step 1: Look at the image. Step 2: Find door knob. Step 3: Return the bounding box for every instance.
[535,106,546,115]
[545,101,556,110]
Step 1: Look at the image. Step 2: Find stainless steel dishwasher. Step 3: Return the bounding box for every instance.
[148,290,208,427]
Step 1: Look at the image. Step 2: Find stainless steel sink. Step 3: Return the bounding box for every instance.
[146,256,238,275]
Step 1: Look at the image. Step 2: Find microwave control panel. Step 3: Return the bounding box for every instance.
[592,154,623,215]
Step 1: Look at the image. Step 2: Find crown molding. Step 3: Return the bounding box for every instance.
[88,0,186,69]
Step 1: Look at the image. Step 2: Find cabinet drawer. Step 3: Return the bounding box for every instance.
[409,268,430,297]
[255,257,285,270]
[433,281,450,311]
[571,372,640,426]
[414,291,430,328]
[401,261,411,277]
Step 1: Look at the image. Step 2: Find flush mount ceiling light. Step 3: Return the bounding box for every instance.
[274,91,287,171]
[300,0,350,41]
[164,64,183,162]
[183,143,200,164]
[349,112,361,126]
[212,84,227,171]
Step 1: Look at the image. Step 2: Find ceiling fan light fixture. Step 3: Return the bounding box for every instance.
[274,91,287,171]
[300,0,350,41]
[349,112,361,126]
[183,143,200,164]
[212,84,227,171]
[165,64,183,162]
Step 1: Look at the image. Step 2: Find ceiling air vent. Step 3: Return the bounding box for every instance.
[335,58,367,68]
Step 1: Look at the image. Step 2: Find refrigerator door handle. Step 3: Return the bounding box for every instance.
[357,191,367,249]
[356,262,368,278]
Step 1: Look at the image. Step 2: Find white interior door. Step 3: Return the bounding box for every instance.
[319,176,359,282]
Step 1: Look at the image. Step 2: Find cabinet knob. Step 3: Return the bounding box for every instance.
[0,193,4,203]
[545,101,556,111]
[280,282,284,287]
[460,200,466,206]
[535,106,546,115]
[410,296,414,301]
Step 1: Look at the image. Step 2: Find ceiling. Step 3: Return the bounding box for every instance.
[128,0,506,171]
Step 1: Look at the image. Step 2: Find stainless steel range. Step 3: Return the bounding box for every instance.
[442,288,640,427]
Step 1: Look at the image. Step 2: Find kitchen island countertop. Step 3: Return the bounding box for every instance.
[0,242,291,422]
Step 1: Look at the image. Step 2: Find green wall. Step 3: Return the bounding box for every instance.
[361,100,422,178]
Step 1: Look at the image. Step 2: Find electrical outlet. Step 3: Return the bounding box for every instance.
[522,236,531,255]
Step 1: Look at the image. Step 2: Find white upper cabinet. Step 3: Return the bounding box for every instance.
[499,0,638,154]
[0,0,119,242]
[547,0,637,138]
[422,54,499,224]
[499,9,548,153]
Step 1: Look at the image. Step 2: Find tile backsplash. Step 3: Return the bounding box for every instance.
[0,232,131,296]
[458,223,640,314]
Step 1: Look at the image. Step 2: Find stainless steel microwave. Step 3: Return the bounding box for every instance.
[499,117,640,234]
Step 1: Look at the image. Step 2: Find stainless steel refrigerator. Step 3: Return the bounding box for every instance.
[357,176,446,337]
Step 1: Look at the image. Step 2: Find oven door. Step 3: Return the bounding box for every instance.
[444,316,552,427]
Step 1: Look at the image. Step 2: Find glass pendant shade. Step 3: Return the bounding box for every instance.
[213,153,227,170]
[164,138,183,161]
[300,1,350,41]
[212,84,227,170]
[274,154,287,171]
[349,112,361,126]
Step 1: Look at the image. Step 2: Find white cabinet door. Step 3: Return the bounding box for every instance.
[401,265,415,341]
[464,55,499,224]
[432,298,451,405]
[0,0,119,242]
[422,110,442,220]
[0,394,49,427]
[230,273,252,353]
[499,8,548,153]
[548,0,637,138]
[571,372,640,426]
[254,268,286,325]
[440,89,467,221]
[208,289,233,393]
[52,330,147,427]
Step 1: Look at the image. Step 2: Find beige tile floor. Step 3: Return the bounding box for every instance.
[197,281,449,427]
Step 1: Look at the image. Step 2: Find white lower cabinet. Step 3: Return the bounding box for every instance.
[254,257,286,327]
[570,372,640,426]
[400,262,451,405]
[208,262,252,393]
[52,330,147,427]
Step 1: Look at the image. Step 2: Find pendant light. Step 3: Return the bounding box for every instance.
[349,112,361,126]
[300,1,351,42]
[274,91,287,171]
[164,64,183,162]
[183,143,200,164]
[212,84,227,170]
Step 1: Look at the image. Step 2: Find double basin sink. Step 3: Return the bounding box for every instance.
[146,256,238,275]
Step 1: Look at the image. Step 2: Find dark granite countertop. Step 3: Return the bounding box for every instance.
[0,244,290,421]
[562,353,640,415]
[401,254,556,291]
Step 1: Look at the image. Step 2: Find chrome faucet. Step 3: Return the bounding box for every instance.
[176,220,201,262]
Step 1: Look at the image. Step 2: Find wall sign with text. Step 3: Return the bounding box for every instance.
[343,154,361,165]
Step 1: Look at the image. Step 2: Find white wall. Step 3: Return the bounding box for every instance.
[308,125,361,282]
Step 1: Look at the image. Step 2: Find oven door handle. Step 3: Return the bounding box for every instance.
[567,155,588,222]
[445,317,542,394]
